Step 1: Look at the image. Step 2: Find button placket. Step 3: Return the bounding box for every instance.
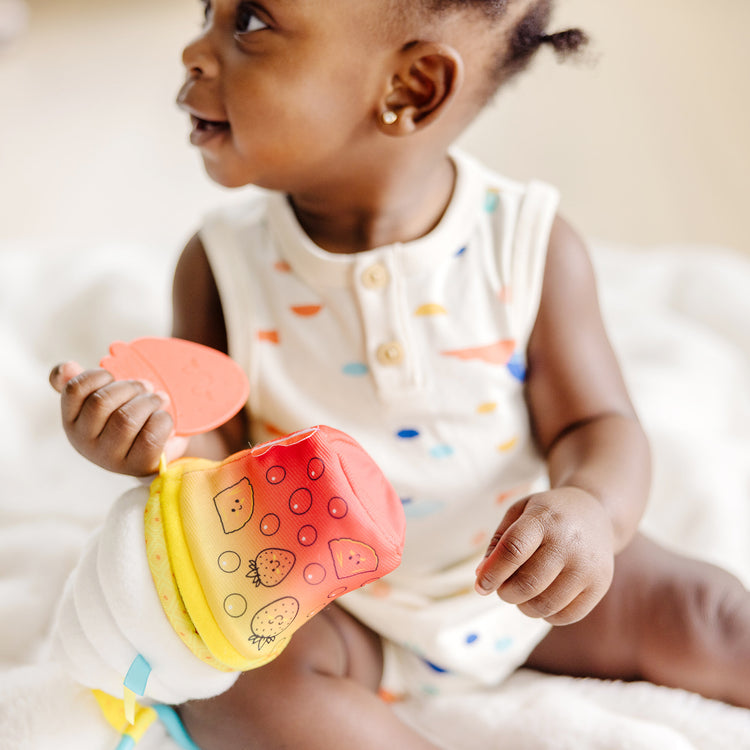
[353,251,417,398]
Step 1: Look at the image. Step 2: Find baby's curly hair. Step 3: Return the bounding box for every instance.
[426,0,588,99]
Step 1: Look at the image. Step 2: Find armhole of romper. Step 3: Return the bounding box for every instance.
[199,210,259,413]
[502,180,560,350]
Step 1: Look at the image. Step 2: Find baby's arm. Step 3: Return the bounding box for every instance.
[49,233,247,476]
[475,217,651,624]
[169,232,248,460]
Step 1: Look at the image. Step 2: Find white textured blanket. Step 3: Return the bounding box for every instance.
[1,241,749,749]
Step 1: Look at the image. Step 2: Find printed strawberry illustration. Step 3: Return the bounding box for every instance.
[247,548,296,587]
[249,597,300,648]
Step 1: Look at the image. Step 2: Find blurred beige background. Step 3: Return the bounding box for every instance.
[1,0,748,256]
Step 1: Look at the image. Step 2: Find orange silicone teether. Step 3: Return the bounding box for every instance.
[101,337,250,436]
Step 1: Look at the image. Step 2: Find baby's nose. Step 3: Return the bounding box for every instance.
[181,31,220,80]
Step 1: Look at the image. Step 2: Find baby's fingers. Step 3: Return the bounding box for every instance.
[496,547,566,607]
[119,409,177,476]
[475,511,546,595]
[68,377,153,433]
[518,579,602,625]
[49,361,84,392]
[57,368,117,425]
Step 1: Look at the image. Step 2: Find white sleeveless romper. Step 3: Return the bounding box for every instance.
[200,150,559,697]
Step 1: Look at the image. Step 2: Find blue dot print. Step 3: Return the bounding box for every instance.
[402,500,445,519]
[429,444,454,459]
[422,658,450,674]
[484,191,500,213]
[507,352,526,382]
[396,428,420,439]
[342,362,369,376]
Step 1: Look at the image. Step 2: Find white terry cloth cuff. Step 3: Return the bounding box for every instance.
[54,486,239,705]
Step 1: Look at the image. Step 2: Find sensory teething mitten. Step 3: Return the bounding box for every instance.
[54,425,405,707]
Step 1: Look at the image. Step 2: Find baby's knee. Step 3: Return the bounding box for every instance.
[179,607,383,749]
[645,561,749,667]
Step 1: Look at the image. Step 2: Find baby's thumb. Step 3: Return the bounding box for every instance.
[164,434,190,464]
[49,361,84,392]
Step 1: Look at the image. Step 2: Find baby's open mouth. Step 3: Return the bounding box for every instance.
[192,115,230,132]
[189,116,230,146]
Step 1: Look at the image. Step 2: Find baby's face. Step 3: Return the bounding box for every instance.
[176,0,397,192]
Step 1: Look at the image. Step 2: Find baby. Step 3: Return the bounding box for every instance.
[51,0,750,748]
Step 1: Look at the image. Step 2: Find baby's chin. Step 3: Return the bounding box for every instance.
[202,159,253,190]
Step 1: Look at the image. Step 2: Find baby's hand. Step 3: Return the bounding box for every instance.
[475,488,615,625]
[49,362,187,476]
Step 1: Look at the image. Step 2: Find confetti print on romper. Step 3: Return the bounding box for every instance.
[414,303,447,317]
[484,189,500,213]
[290,304,322,317]
[429,444,454,459]
[257,330,280,344]
[396,428,420,440]
[401,499,445,519]
[477,402,497,414]
[506,351,526,382]
[441,339,515,366]
[341,362,369,377]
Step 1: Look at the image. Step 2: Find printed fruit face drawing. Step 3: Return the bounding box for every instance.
[213,477,254,533]
[247,548,296,587]
[249,597,300,648]
[328,538,379,579]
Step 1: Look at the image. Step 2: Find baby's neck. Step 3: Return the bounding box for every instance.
[288,156,456,255]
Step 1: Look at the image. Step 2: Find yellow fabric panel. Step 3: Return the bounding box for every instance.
[156,460,251,671]
[91,689,156,740]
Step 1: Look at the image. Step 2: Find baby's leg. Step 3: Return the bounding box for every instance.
[524,533,750,708]
[178,605,440,750]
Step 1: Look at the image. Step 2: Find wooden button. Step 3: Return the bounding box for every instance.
[361,263,389,290]
[376,341,404,366]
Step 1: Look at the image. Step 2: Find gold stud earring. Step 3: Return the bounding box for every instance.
[381,110,398,125]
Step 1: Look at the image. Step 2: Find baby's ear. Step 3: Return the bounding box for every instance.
[379,42,464,135]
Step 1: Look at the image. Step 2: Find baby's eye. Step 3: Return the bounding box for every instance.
[199,0,211,26]
[236,3,269,34]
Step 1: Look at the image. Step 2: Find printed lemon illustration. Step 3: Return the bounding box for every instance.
[213,477,254,533]
[328,538,379,579]
[249,597,300,648]
[247,548,296,587]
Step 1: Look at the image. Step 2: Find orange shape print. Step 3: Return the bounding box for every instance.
[274,260,292,272]
[257,330,280,344]
[213,477,254,533]
[290,304,322,317]
[329,538,379,579]
[441,339,515,365]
